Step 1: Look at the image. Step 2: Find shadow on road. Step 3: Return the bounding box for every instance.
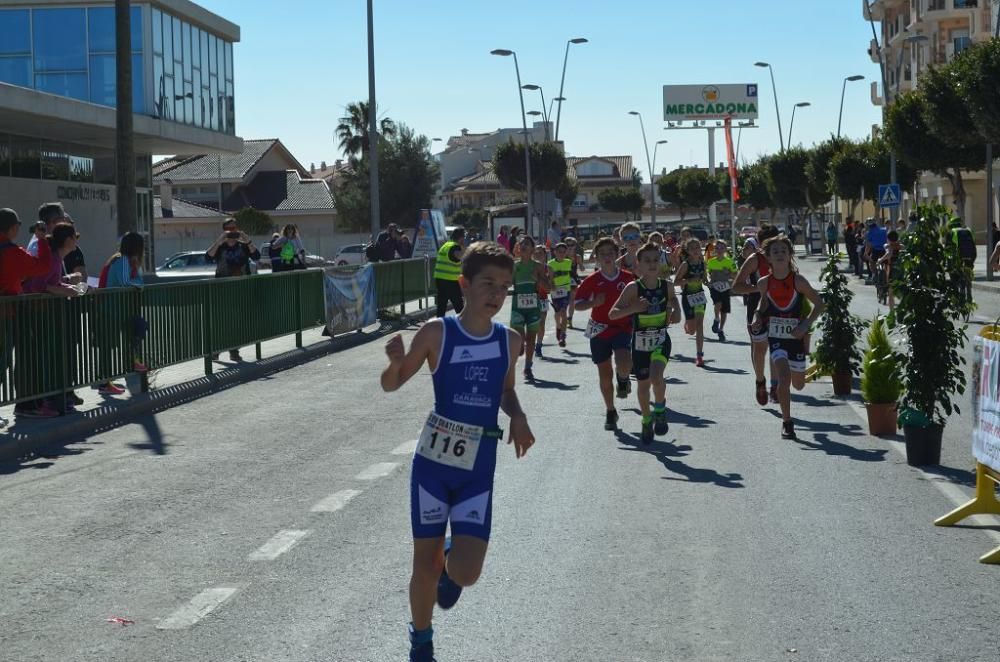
[763,408,864,437]
[560,350,592,359]
[920,463,977,488]
[664,377,687,385]
[624,407,715,429]
[700,362,748,375]
[127,415,168,455]
[527,376,580,391]
[615,429,744,488]
[791,393,838,408]
[795,433,887,462]
[537,355,580,365]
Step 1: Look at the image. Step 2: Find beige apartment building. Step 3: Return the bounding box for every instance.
[865,0,998,239]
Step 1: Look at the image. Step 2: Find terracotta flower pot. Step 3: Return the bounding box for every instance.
[832,369,852,396]
[864,402,897,436]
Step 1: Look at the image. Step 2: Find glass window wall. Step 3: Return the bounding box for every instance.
[0,132,148,188]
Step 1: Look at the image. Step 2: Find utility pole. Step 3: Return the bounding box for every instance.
[114,0,136,237]
[366,0,380,240]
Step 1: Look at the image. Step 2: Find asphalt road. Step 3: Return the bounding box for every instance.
[2,253,1000,662]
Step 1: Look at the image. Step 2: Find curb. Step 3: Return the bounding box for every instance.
[0,308,435,465]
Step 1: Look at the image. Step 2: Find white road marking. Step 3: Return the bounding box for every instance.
[157,587,239,630]
[248,529,311,561]
[355,462,400,480]
[392,440,418,455]
[843,397,1000,544]
[311,489,363,513]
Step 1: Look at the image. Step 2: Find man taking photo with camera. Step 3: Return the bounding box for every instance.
[206,218,260,361]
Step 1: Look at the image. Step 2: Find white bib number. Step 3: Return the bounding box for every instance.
[585,318,608,339]
[686,291,707,308]
[769,317,800,340]
[551,287,569,299]
[634,328,667,352]
[416,412,482,471]
[710,281,731,292]
[516,293,537,309]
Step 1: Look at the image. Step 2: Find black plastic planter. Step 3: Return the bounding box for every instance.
[902,424,943,466]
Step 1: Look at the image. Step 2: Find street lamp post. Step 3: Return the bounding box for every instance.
[555,37,587,142]
[755,61,785,152]
[366,0,380,240]
[837,75,865,138]
[787,102,811,147]
[887,34,928,223]
[629,111,656,229]
[491,48,534,239]
[522,84,549,139]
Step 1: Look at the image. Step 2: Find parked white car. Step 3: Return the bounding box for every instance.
[156,250,258,277]
[333,244,367,266]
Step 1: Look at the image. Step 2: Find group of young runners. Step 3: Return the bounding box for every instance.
[381,221,824,661]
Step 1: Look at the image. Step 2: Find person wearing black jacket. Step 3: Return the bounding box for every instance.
[206,218,260,360]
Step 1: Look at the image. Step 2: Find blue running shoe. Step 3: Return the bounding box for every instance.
[409,641,436,662]
[534,343,543,357]
[436,538,462,610]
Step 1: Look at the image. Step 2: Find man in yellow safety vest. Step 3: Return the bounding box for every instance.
[434,226,466,317]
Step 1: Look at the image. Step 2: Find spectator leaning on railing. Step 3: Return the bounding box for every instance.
[21,222,84,418]
[0,209,59,422]
[271,223,306,272]
[205,218,260,361]
[98,232,149,390]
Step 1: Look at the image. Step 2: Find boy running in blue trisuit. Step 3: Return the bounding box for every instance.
[610,242,681,443]
[381,242,536,662]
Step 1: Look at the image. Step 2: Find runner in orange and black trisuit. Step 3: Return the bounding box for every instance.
[732,224,781,405]
[750,234,825,440]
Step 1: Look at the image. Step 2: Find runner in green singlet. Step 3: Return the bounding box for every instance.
[673,237,708,367]
[610,242,681,444]
[548,243,574,347]
[706,240,737,343]
[511,235,551,380]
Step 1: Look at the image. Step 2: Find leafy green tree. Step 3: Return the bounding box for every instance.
[765,147,820,210]
[805,136,848,209]
[333,123,439,232]
[741,158,774,219]
[829,141,868,214]
[598,187,645,220]
[920,60,983,218]
[555,176,579,216]
[492,140,567,193]
[960,39,1000,143]
[678,169,719,217]
[657,171,685,220]
[234,207,275,236]
[885,89,981,218]
[336,101,397,161]
[450,207,488,233]
[630,167,642,189]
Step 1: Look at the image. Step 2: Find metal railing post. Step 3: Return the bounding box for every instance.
[202,282,213,376]
[400,260,406,316]
[57,299,68,414]
[424,255,431,312]
[294,271,303,348]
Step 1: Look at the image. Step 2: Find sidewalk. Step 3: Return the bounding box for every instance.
[0,302,435,464]
[799,245,1000,293]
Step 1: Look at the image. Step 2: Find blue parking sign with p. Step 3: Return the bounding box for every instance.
[747,84,757,97]
[878,184,901,209]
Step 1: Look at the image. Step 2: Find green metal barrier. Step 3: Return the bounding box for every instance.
[0,260,434,408]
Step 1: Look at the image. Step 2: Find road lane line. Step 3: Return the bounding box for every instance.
[311,489,363,513]
[843,398,1000,545]
[392,440,418,455]
[157,587,239,630]
[355,462,400,480]
[248,529,311,561]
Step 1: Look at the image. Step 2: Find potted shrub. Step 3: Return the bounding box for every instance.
[893,203,971,465]
[813,254,867,395]
[861,315,900,436]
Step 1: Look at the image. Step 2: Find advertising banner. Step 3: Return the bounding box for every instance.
[324,264,377,336]
[663,84,759,122]
[412,209,447,258]
[972,333,1000,473]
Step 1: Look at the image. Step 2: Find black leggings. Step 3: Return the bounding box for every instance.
[435,279,465,317]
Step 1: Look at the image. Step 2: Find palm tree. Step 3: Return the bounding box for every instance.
[630,167,642,189]
[336,101,397,160]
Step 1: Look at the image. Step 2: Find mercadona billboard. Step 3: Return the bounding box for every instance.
[662,84,759,122]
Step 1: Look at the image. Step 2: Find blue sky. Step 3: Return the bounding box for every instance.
[194,0,883,180]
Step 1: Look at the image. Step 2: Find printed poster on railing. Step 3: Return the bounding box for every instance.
[324,264,377,336]
[971,334,1000,473]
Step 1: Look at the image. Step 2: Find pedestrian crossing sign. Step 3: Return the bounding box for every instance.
[878,184,901,209]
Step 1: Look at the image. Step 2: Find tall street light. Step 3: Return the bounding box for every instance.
[755,61,785,152]
[887,33,928,223]
[549,97,565,127]
[491,48,534,238]
[837,75,865,138]
[629,110,657,229]
[787,101,811,147]
[366,0,380,239]
[555,37,588,142]
[522,84,549,138]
